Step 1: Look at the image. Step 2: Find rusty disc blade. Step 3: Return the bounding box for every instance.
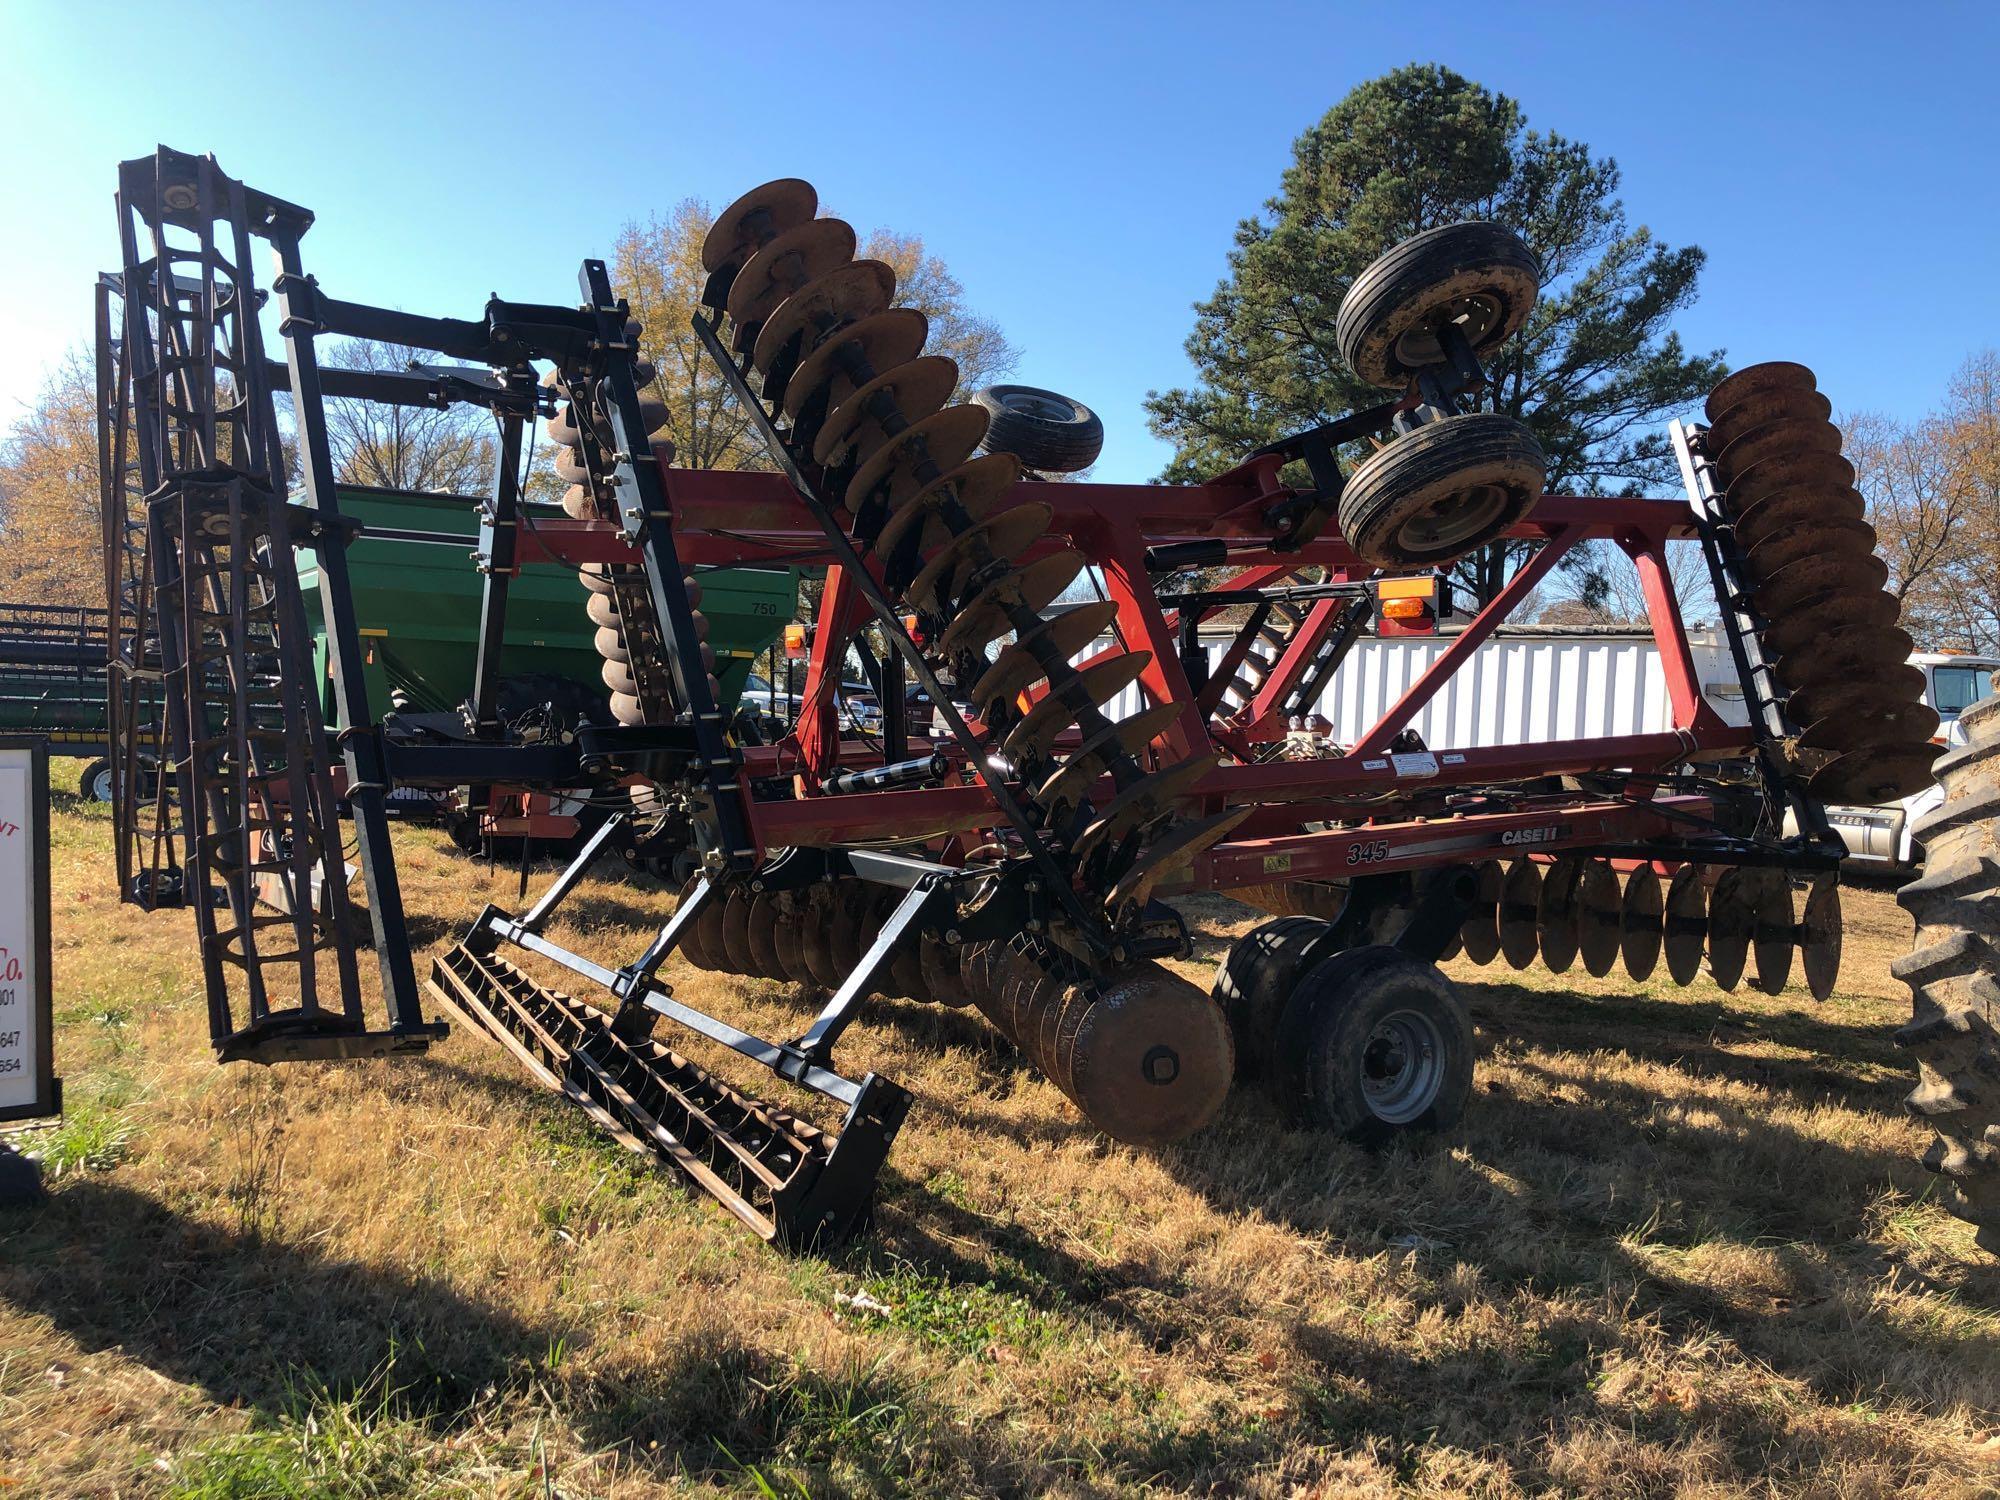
[771,894,812,985]
[553,445,592,484]
[1061,964,1234,1145]
[1706,361,1816,423]
[609,692,643,726]
[988,943,1044,1047]
[1762,587,1899,659]
[970,600,1121,721]
[1707,386,1833,456]
[1776,624,1915,692]
[1722,447,1856,515]
[1461,859,1503,965]
[594,625,630,663]
[1801,876,1842,1001]
[1712,417,1844,489]
[725,218,857,330]
[844,404,990,513]
[562,483,605,521]
[1047,980,1101,1099]
[745,890,789,980]
[752,260,897,376]
[1808,742,1940,804]
[1788,663,1926,728]
[703,178,818,272]
[548,404,585,446]
[1619,868,1664,981]
[1020,962,1078,1078]
[958,939,1004,1022]
[1734,483,1868,553]
[889,935,930,1004]
[939,550,1087,656]
[578,563,618,596]
[1106,808,1254,916]
[719,887,760,976]
[1746,516,1878,583]
[782,308,929,420]
[810,353,959,466]
[920,934,971,1007]
[1035,703,1183,814]
[692,883,731,972]
[1799,702,1940,753]
[1577,859,1622,978]
[1537,856,1586,974]
[1002,652,1153,766]
[1069,754,1221,867]
[1750,873,1795,996]
[828,880,871,975]
[874,453,1022,558]
[1754,550,1888,618]
[1663,866,1706,985]
[1706,868,1752,992]
[676,876,714,969]
[1498,858,1543,970]
[908,503,1054,615]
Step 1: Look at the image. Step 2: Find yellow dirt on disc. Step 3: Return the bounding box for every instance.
[4,767,1997,1497]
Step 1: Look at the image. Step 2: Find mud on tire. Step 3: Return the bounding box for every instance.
[1894,678,2000,1252]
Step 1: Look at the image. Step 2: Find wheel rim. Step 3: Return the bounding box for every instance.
[91,768,114,801]
[1396,480,1512,552]
[1001,390,1076,422]
[1391,293,1505,368]
[1360,1008,1445,1124]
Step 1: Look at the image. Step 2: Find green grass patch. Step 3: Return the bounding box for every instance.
[37,1101,136,1178]
[834,1261,1070,1359]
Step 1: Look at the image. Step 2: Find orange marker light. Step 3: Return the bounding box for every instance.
[783,623,808,658]
[1382,597,1430,620]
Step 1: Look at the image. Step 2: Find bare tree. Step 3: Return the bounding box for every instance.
[321,340,497,494]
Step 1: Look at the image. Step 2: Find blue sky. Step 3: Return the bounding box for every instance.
[2,1,1994,486]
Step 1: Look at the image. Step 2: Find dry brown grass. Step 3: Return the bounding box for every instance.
[4,771,1998,1497]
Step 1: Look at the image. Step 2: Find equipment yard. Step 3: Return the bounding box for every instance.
[4,775,1995,1497]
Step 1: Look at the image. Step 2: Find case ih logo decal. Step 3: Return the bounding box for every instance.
[1500,824,1567,847]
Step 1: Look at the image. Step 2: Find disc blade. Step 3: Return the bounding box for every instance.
[969,600,1120,721]
[1750,873,1795,996]
[1788,663,1927,729]
[1498,859,1542,970]
[1761,586,1898,659]
[810,353,959,466]
[1801,875,1842,1001]
[782,308,929,421]
[1746,516,1879,584]
[1105,808,1254,916]
[1753,550,1888,618]
[1034,702,1183,815]
[907,503,1054,615]
[1734,483,1867,554]
[844,404,991,513]
[1798,703,1940,753]
[1061,964,1233,1145]
[753,261,897,377]
[1577,859,1622,977]
[1712,416,1843,488]
[771,892,812,985]
[1706,361,1816,423]
[703,178,818,272]
[1775,624,1914,691]
[720,886,759,975]
[1620,867,1664,981]
[1001,652,1153,766]
[873,453,1022,558]
[1460,859,1503,965]
[920,934,971,1007]
[1806,742,1940,804]
[1707,386,1832,455]
[676,876,714,970]
[745,890,788,981]
[725,218,858,330]
[1069,753,1221,867]
[1663,865,1706,985]
[1706,868,1751,991]
[939,550,1086,656]
[1722,448,1856,515]
[1537,856,1585,974]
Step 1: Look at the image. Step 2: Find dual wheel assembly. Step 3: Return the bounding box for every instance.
[1216,921,1473,1141]
[1334,222,1548,569]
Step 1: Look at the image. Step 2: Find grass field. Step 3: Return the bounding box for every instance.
[4,769,1998,1497]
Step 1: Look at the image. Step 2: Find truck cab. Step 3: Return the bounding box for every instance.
[1817,652,1999,869]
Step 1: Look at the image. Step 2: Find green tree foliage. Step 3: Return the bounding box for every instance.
[1145,63,1727,602]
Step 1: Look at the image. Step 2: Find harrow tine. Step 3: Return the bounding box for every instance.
[1618,867,1664,982]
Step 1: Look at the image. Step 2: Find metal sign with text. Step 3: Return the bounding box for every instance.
[0,738,58,1123]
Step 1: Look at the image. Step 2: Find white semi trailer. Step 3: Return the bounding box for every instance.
[1097,625,1996,871]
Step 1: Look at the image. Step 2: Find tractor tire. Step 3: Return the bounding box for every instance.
[1338,412,1544,568]
[971,384,1104,474]
[1270,944,1473,1143]
[1213,915,1330,1082]
[1336,222,1541,389]
[1893,678,2000,1252]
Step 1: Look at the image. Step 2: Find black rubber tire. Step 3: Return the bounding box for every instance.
[1336,221,1541,389]
[1338,412,1544,568]
[1213,916,1330,1082]
[972,384,1104,474]
[79,758,115,803]
[1270,944,1474,1143]
[1893,677,2000,1254]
